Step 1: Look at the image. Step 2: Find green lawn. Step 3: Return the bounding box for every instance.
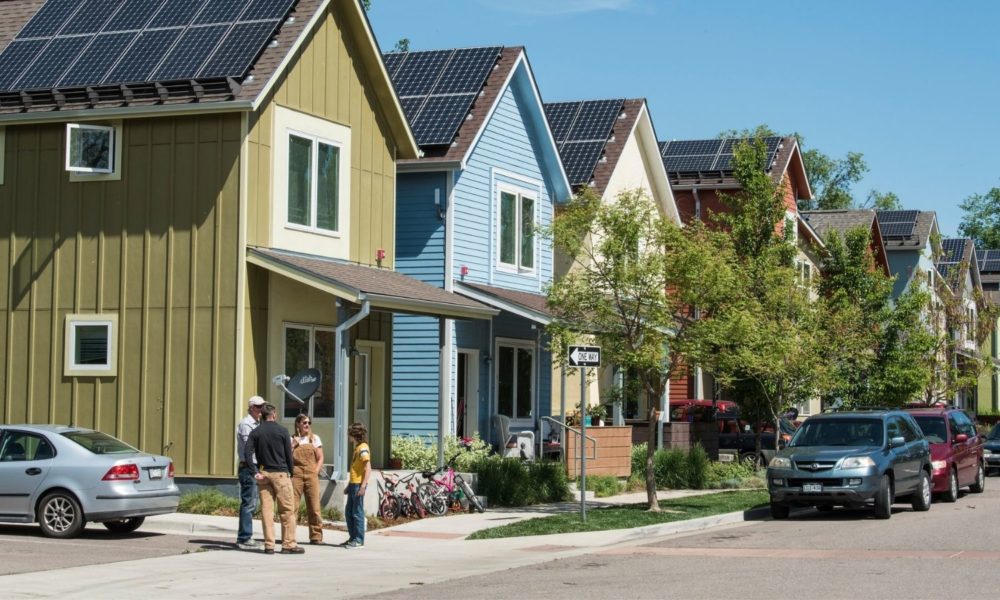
[467,489,769,539]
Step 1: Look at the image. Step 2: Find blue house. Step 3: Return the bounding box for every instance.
[384,46,572,444]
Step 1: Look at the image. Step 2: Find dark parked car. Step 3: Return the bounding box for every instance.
[0,425,180,538]
[767,410,932,519]
[718,415,796,465]
[906,407,984,501]
[981,424,1000,474]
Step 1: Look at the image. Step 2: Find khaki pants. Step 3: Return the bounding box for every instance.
[258,471,298,550]
[292,469,323,543]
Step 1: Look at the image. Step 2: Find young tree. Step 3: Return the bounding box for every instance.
[958,187,1000,249]
[546,188,743,511]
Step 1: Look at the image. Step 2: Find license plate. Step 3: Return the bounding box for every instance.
[148,468,163,480]
[802,483,822,493]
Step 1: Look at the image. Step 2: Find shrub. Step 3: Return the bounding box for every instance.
[686,444,710,490]
[390,433,491,472]
[705,460,763,489]
[654,448,689,489]
[472,456,571,507]
[585,474,623,497]
[632,442,649,479]
[178,489,239,516]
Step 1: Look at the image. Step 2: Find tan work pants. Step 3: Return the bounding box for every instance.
[292,469,323,543]
[258,471,298,550]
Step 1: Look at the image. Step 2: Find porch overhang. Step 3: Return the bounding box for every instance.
[454,281,552,325]
[247,248,498,320]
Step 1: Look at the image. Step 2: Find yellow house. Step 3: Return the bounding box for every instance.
[0,0,493,481]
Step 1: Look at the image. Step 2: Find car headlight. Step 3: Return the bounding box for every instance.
[931,460,947,470]
[840,456,875,469]
[769,457,791,468]
[984,449,993,456]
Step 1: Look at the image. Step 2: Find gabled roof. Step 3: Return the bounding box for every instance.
[454,281,552,325]
[801,209,891,276]
[0,0,418,157]
[936,238,980,292]
[543,98,627,190]
[247,247,497,320]
[657,135,811,198]
[876,210,937,251]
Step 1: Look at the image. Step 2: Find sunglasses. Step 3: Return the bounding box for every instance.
[301,421,311,426]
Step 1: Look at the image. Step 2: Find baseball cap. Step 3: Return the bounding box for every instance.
[248,395,266,407]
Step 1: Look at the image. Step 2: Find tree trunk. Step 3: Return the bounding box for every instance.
[646,403,660,512]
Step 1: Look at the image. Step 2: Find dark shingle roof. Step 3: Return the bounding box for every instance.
[801,210,877,240]
[877,210,936,251]
[459,282,552,320]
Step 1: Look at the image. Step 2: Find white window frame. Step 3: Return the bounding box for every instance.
[494,337,535,427]
[282,323,336,421]
[284,129,343,237]
[496,184,537,274]
[64,314,118,377]
[66,122,123,181]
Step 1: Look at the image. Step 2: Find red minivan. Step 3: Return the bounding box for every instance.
[907,406,985,502]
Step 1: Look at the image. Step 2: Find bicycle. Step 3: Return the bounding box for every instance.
[418,459,485,515]
[380,470,427,519]
[376,471,401,522]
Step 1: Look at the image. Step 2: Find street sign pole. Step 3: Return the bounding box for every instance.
[580,365,587,522]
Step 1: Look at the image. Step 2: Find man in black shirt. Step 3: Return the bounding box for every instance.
[244,403,304,554]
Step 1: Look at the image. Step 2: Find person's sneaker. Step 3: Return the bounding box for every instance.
[337,539,351,547]
[282,546,305,554]
[236,539,261,550]
[343,540,364,549]
[263,548,275,555]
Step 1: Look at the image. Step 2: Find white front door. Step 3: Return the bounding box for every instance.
[353,347,371,432]
[457,349,479,438]
[495,338,534,429]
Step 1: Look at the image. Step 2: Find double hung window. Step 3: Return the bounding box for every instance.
[287,132,340,234]
[499,189,535,271]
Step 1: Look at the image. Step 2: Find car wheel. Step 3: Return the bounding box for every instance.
[37,492,86,539]
[740,452,758,467]
[770,502,790,519]
[102,517,145,534]
[911,471,931,512]
[970,462,986,494]
[873,474,892,519]
[943,468,958,503]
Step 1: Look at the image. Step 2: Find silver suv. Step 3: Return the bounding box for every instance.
[766,410,932,519]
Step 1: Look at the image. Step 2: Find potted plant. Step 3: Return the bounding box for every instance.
[587,403,607,427]
[387,455,403,469]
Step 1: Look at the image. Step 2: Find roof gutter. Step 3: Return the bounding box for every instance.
[397,159,463,173]
[363,292,497,320]
[0,100,252,125]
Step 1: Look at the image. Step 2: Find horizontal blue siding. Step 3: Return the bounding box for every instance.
[396,171,447,286]
[391,314,441,437]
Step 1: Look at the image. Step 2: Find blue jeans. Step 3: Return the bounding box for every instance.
[345,483,365,544]
[237,466,258,543]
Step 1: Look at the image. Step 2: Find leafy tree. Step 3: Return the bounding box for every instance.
[546,188,743,511]
[958,187,1000,249]
[392,38,411,52]
[863,189,902,210]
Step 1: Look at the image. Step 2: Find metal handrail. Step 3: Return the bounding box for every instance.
[541,416,597,461]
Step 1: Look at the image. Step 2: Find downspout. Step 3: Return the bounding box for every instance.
[333,300,371,480]
[692,187,702,222]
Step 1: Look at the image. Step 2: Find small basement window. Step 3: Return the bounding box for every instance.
[65,314,118,377]
[66,123,116,174]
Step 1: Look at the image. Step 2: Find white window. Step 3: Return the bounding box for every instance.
[495,339,534,424]
[286,131,340,234]
[283,324,335,420]
[66,123,115,174]
[64,314,117,377]
[498,189,535,271]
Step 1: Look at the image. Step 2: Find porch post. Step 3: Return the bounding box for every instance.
[333,300,370,479]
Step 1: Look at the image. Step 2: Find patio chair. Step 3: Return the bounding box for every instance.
[492,415,535,460]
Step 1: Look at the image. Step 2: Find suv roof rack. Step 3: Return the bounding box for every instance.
[822,406,892,413]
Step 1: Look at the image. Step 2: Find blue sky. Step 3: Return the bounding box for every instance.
[368,0,1000,237]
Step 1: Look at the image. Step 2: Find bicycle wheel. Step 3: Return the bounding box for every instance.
[457,477,484,513]
[417,482,448,517]
[410,491,428,518]
[379,495,400,522]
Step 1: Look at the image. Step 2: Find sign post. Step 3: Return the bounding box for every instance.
[567,345,601,522]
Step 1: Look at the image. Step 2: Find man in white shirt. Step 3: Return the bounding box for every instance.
[236,396,265,549]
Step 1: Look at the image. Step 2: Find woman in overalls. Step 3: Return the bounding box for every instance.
[291,414,324,545]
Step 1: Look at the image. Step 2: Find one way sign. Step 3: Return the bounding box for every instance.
[567,345,601,368]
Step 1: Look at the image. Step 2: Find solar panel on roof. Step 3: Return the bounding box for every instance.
[544,102,581,145]
[384,46,501,146]
[560,141,605,186]
[881,222,915,238]
[410,93,476,146]
[15,35,91,90]
[941,239,966,262]
[660,137,781,175]
[566,99,623,142]
[0,0,294,91]
[878,210,919,224]
[661,139,722,157]
[664,155,718,173]
[59,31,136,87]
[983,260,1000,272]
[18,0,79,38]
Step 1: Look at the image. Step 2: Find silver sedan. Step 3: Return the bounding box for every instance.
[0,424,180,538]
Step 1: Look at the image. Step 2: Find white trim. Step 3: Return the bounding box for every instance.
[66,122,123,181]
[285,128,345,235]
[445,171,455,292]
[253,0,332,113]
[494,337,536,428]
[64,314,118,377]
[453,281,551,325]
[282,322,337,421]
[495,182,539,275]
[236,113,249,431]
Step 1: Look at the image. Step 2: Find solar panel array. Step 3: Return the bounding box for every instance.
[877,210,920,239]
[940,239,966,263]
[0,0,295,92]
[383,46,502,146]
[658,136,783,175]
[980,249,1000,273]
[543,99,624,185]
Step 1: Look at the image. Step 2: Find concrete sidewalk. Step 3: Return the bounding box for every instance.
[3,489,768,599]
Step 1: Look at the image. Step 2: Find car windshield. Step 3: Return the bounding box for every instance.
[790,418,883,447]
[62,431,138,454]
[988,425,1000,441]
[913,416,947,443]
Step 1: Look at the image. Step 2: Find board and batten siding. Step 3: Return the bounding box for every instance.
[0,114,242,477]
[244,0,397,268]
[391,171,447,436]
[452,72,554,292]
